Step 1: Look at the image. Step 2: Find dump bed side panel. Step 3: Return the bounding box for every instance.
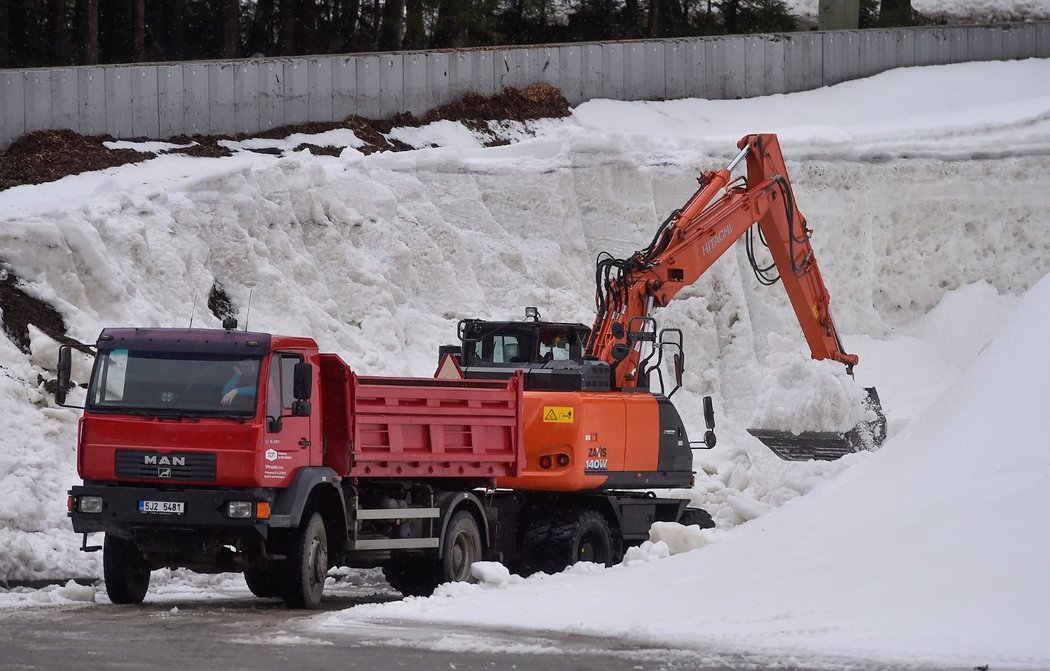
[346,372,524,480]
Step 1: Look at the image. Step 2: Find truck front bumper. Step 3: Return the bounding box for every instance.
[68,483,273,541]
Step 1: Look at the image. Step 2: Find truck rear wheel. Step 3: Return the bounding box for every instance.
[283,512,328,609]
[441,511,481,583]
[103,534,150,604]
[522,508,614,575]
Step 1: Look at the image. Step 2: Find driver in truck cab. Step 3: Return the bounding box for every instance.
[220,360,258,406]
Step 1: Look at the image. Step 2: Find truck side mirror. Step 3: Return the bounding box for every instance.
[702,395,717,448]
[293,362,312,400]
[55,345,71,406]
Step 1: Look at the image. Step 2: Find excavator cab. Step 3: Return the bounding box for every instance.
[454,309,591,373]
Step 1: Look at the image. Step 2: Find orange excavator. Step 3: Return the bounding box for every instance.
[454,133,885,463]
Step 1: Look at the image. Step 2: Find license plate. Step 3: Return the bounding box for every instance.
[138,500,184,515]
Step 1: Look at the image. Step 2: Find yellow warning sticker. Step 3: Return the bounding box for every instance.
[543,406,575,423]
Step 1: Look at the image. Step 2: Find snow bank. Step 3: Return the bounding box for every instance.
[321,273,1050,667]
[0,61,1046,594]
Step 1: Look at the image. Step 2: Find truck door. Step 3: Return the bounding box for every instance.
[261,352,314,485]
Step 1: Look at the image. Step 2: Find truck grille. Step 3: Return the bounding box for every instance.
[115,450,217,482]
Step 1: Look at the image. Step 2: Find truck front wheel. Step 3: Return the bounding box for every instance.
[283,512,328,609]
[103,534,150,604]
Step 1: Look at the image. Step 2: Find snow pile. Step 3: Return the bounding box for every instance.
[322,274,1050,667]
[785,0,1050,21]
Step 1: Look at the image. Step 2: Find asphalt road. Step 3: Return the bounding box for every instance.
[0,583,935,671]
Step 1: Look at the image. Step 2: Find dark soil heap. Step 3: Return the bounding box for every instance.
[0,84,572,192]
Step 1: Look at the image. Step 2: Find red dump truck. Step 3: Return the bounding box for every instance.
[62,324,709,608]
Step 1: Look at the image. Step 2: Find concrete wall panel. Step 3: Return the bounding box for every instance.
[131,66,160,138]
[208,63,236,136]
[158,65,184,137]
[724,37,746,99]
[1039,24,1050,57]
[1,72,25,148]
[333,57,358,119]
[1001,23,1039,59]
[948,26,969,63]
[309,57,335,122]
[784,33,822,92]
[378,54,405,117]
[624,43,645,99]
[581,44,603,101]
[76,69,106,136]
[258,60,284,130]
[537,47,560,87]
[23,70,52,133]
[666,41,689,100]
[105,68,134,137]
[915,28,951,65]
[705,39,727,99]
[183,64,210,135]
[233,62,260,135]
[683,41,705,98]
[602,43,625,100]
[403,52,427,116]
[765,37,787,95]
[51,69,79,132]
[285,60,310,124]
[645,42,667,100]
[355,56,381,119]
[426,52,451,111]
[559,45,584,105]
[968,25,1003,61]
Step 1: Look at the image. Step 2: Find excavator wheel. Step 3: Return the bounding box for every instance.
[750,387,888,461]
[520,508,614,575]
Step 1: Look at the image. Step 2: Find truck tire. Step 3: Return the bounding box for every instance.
[441,511,481,584]
[383,511,482,597]
[283,512,328,609]
[522,508,613,575]
[244,562,285,599]
[382,557,441,597]
[103,534,150,605]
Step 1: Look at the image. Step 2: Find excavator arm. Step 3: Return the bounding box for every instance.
[586,133,856,388]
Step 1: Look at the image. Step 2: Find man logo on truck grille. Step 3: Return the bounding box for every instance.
[158,468,171,478]
[144,455,186,466]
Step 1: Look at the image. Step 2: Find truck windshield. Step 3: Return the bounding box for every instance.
[87,349,263,417]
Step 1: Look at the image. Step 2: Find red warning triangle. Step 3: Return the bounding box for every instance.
[434,353,464,379]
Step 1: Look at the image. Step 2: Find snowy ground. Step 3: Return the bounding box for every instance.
[786,0,1050,22]
[1,58,1049,668]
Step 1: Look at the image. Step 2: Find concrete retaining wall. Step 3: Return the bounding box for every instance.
[1,22,1048,149]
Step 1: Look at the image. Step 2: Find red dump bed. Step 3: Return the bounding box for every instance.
[318,354,524,480]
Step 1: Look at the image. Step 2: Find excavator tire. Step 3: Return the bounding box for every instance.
[521,508,614,575]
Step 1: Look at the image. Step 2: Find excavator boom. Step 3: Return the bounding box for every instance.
[585,133,885,459]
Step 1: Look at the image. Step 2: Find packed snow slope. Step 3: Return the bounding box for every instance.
[0,57,1048,664]
[324,273,1050,667]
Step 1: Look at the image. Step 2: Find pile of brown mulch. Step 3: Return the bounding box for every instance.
[0,129,151,191]
[424,83,570,123]
[0,84,572,192]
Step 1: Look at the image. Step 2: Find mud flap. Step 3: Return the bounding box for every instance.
[748,388,887,461]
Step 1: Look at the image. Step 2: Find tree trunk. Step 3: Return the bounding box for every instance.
[0,0,10,68]
[132,0,145,62]
[79,0,99,64]
[280,0,296,55]
[378,0,405,51]
[49,0,70,65]
[879,0,913,26]
[221,0,239,58]
[301,0,316,54]
[646,0,659,37]
[403,0,424,49]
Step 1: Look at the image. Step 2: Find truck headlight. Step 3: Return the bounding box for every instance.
[225,501,253,519]
[78,496,103,514]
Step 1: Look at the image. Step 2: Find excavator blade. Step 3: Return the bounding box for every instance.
[748,388,887,461]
